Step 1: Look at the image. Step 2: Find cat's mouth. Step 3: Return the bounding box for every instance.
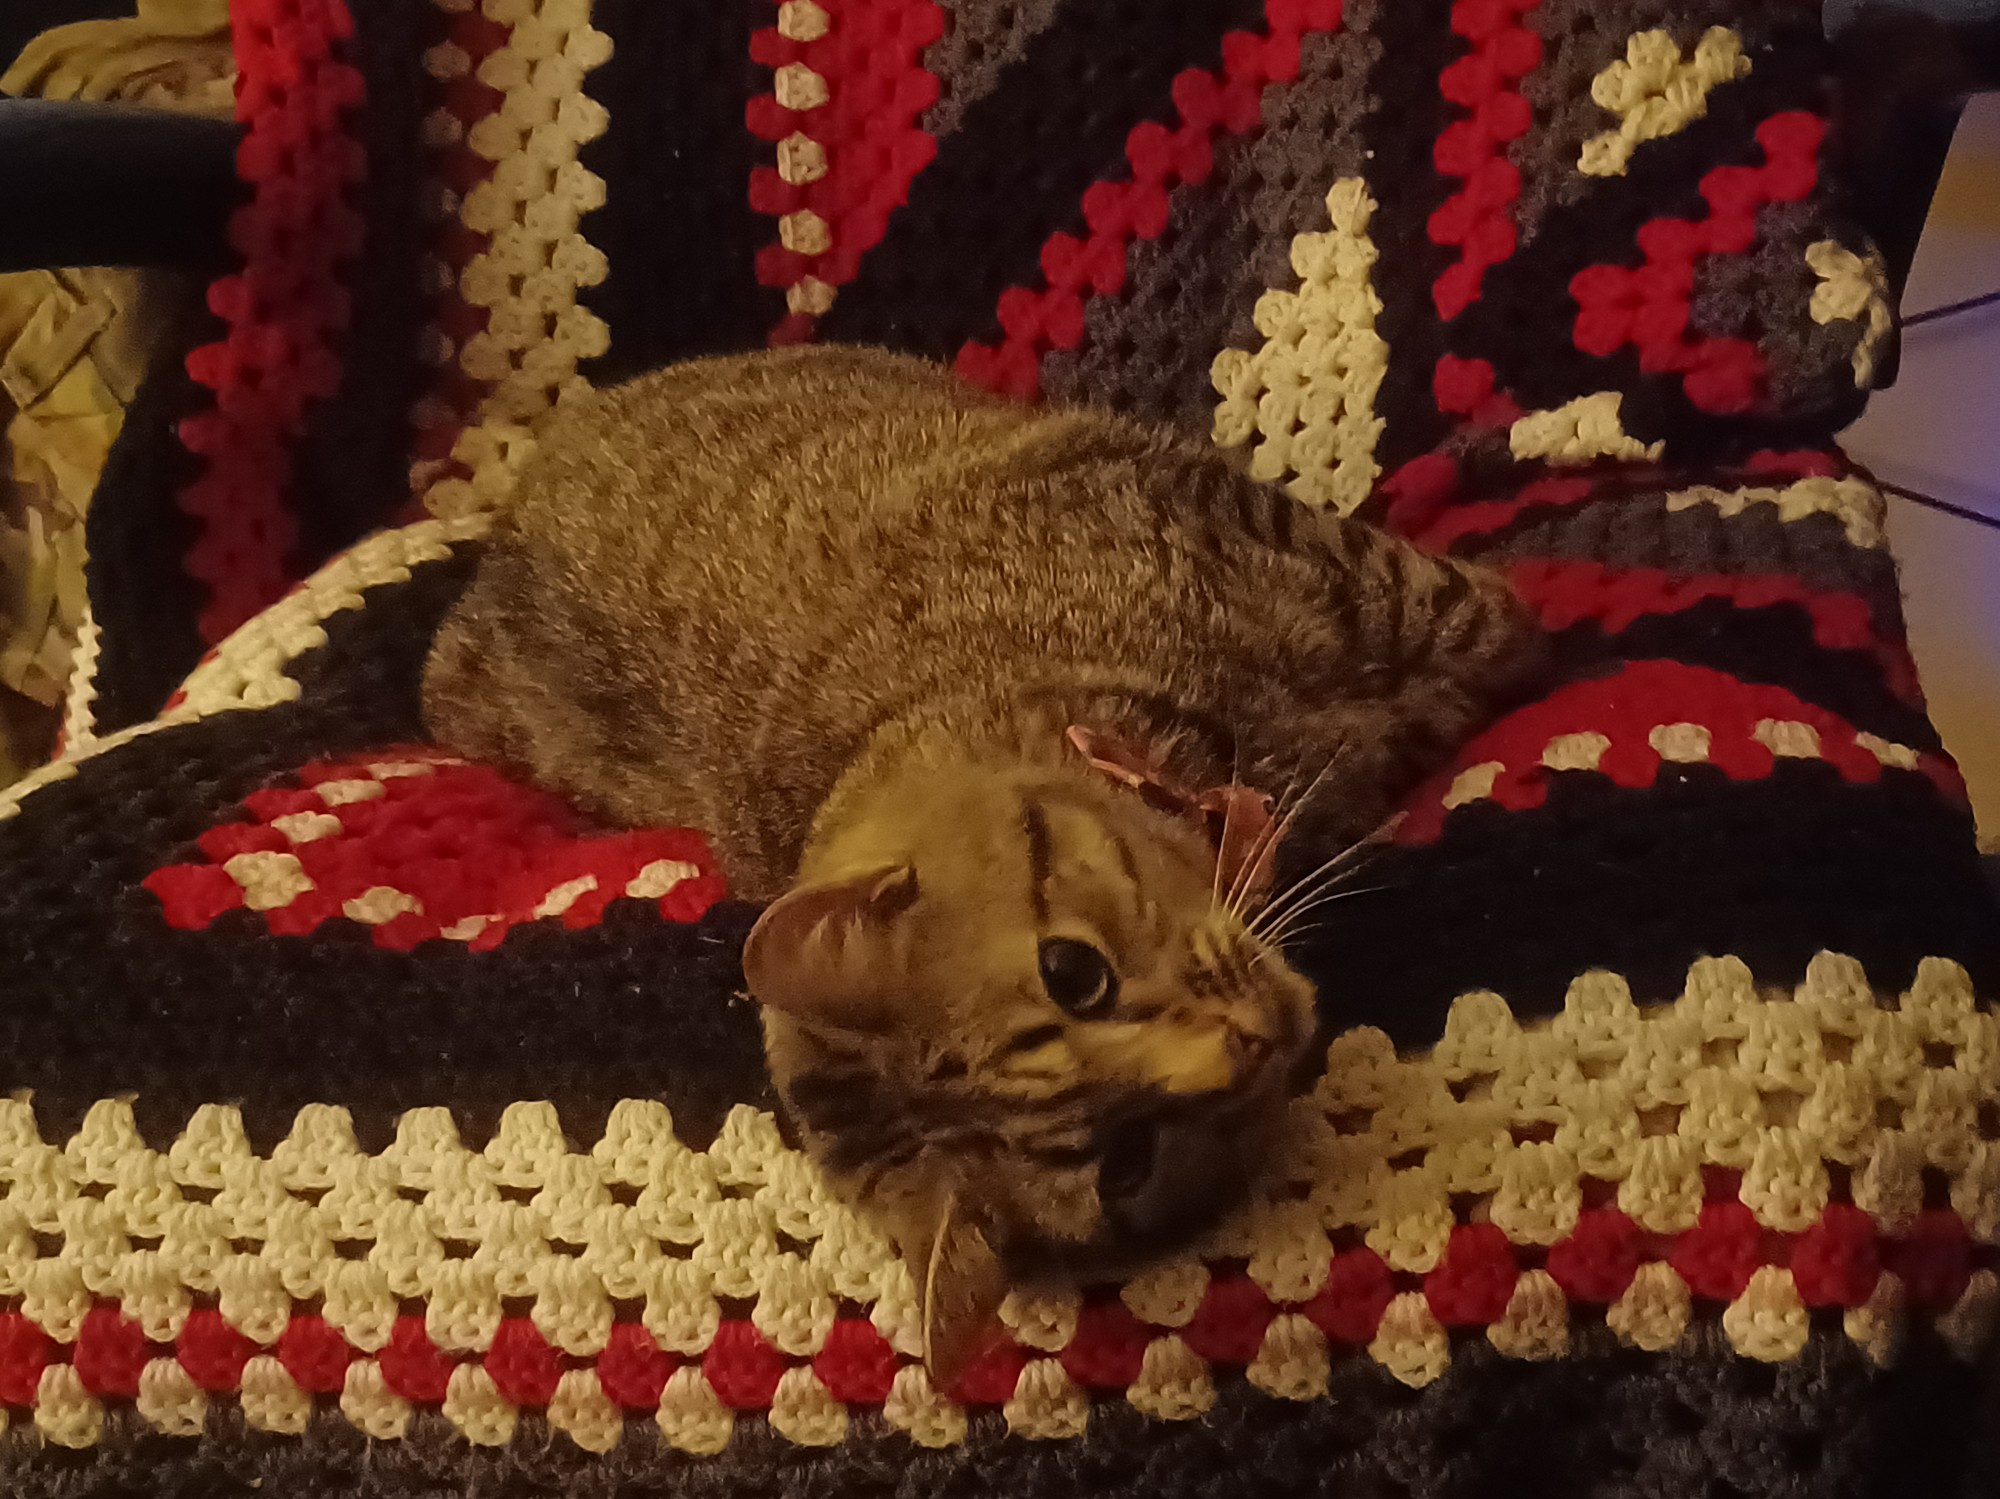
[1011,1096,1272,1283]
[1047,1040,1298,1275]
[1095,1114,1161,1202]
[1100,1025,1288,1192]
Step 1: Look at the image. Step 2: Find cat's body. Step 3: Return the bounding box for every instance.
[426,347,1533,896]
[423,345,1542,1374]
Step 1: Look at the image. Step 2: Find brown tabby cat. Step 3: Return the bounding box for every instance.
[422,345,1543,1378]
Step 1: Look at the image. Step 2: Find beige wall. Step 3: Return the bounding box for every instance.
[1842,94,2000,838]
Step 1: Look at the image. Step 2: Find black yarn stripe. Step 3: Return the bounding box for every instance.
[1450,31,1828,442]
[286,0,430,566]
[1473,496,1906,628]
[576,0,782,381]
[1348,0,1455,471]
[0,1327,1972,1499]
[0,550,770,1152]
[816,0,1265,358]
[0,101,242,274]
[1547,603,1942,751]
[80,299,218,733]
[1287,761,2000,1049]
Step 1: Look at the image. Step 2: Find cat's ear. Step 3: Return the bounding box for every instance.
[898,1189,1007,1388]
[1068,724,1278,900]
[1066,724,1169,793]
[1200,782,1277,903]
[741,863,918,1034]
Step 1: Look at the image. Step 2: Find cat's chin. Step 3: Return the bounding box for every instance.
[1004,1080,1296,1288]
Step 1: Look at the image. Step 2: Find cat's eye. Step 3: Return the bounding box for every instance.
[1037,938,1118,1017]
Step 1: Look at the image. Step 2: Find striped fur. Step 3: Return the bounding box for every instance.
[422,346,1544,1372]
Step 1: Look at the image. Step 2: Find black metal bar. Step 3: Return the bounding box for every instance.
[0,97,242,272]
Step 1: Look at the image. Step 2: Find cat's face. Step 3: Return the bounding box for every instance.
[744,760,1317,1380]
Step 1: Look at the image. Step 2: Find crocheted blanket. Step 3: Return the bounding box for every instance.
[4,1,1997,1496]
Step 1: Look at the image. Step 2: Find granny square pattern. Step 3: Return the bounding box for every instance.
[4,2,1994,1495]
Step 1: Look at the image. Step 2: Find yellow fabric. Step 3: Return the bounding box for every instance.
[0,0,232,110]
[0,1,232,779]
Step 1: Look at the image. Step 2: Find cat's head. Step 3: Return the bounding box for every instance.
[743,754,1317,1382]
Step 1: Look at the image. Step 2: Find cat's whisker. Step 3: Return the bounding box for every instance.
[1246,827,1383,939]
[1219,786,1286,924]
[1212,737,1250,907]
[1257,883,1395,949]
[1250,804,1402,931]
[1225,752,1340,924]
[1253,858,1384,945]
[1217,755,1297,919]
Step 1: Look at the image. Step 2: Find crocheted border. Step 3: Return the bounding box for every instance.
[0,515,492,830]
[405,0,514,499]
[1,1328,1974,1498]
[0,931,1994,1455]
[410,0,615,520]
[55,602,100,756]
[1394,657,1964,845]
[747,0,945,344]
[5,503,1993,1454]
[174,0,368,645]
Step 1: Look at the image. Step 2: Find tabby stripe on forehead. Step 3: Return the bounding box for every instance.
[1109,828,1144,892]
[1021,797,1054,924]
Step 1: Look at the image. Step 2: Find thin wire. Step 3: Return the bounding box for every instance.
[1902,287,2000,327]
[1876,478,2000,534]
[1862,290,2000,529]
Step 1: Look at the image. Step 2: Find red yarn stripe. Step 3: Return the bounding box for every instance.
[1505,558,1923,702]
[1414,473,1602,550]
[176,0,367,643]
[1393,658,1968,844]
[1569,112,1825,416]
[1411,455,1854,553]
[0,1206,1979,1415]
[954,0,1347,399]
[1429,0,1541,321]
[143,750,728,948]
[747,0,946,345]
[1388,451,1845,548]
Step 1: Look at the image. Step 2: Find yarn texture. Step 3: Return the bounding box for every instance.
[5,0,1995,1494]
